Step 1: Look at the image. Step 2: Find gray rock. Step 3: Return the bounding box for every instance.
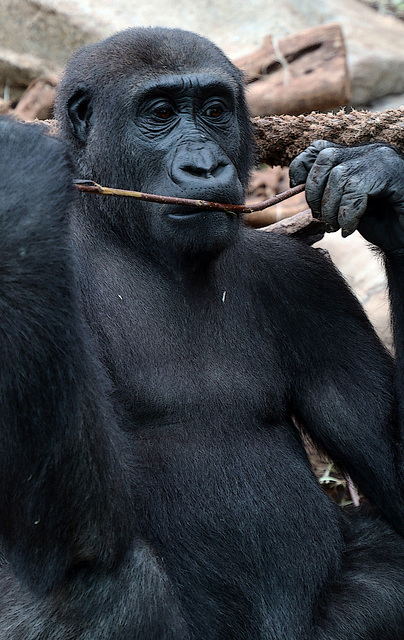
[0,47,56,101]
[0,0,101,99]
[0,0,100,65]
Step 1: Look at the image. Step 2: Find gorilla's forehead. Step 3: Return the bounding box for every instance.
[64,27,241,87]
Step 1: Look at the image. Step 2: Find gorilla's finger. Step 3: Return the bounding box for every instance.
[289,150,319,187]
[289,140,337,187]
[304,148,345,218]
[317,165,347,231]
[337,193,368,237]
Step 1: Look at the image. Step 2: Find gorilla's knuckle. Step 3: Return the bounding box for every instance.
[344,174,363,193]
[379,146,403,167]
[310,140,334,151]
[329,164,347,181]
[316,147,339,165]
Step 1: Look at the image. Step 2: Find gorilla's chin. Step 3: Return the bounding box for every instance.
[156,208,241,257]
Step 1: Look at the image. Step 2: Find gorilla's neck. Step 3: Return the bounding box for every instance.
[72,199,228,284]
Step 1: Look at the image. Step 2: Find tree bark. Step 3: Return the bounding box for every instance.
[254,107,404,166]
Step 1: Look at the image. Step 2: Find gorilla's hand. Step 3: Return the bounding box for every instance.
[289,140,404,254]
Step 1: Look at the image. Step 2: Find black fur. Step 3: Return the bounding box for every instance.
[0,27,403,639]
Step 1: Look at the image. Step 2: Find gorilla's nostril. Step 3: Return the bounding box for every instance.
[181,163,228,179]
[181,165,208,178]
[211,163,227,178]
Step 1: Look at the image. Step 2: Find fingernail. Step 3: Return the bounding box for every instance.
[325,224,334,233]
[341,229,353,238]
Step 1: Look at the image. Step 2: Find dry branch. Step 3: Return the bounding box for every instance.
[254,107,404,166]
[245,165,307,227]
[267,209,313,235]
[75,180,321,241]
[74,180,305,214]
[262,209,325,245]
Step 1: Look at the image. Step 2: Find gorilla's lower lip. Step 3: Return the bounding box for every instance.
[167,209,210,220]
[167,205,238,220]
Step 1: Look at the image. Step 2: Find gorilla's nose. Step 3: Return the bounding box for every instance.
[171,144,237,200]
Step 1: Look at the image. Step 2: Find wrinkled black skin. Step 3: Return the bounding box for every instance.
[289,140,404,251]
[0,28,404,640]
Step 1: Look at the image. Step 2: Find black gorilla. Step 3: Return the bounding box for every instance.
[0,27,403,640]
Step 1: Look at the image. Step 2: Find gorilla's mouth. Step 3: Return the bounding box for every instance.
[167,209,210,219]
[167,207,237,221]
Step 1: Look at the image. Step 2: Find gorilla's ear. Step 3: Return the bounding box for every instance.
[67,88,93,143]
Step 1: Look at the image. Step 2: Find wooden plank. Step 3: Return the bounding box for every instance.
[235,23,351,116]
[13,75,58,121]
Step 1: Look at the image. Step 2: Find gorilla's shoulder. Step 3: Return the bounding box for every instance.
[230,227,357,307]
[230,228,375,338]
[234,227,331,275]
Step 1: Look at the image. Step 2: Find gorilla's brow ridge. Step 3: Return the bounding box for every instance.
[131,73,237,103]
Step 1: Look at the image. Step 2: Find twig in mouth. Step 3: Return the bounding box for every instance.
[74,180,305,215]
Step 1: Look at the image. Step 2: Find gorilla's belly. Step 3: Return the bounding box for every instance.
[132,423,342,603]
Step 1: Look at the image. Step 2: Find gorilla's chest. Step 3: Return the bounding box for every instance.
[85,258,289,428]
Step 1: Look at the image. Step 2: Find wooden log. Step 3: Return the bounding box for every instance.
[13,75,58,122]
[261,209,325,245]
[39,106,404,168]
[253,106,404,166]
[234,23,351,116]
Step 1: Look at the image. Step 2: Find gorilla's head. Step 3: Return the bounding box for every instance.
[56,28,254,258]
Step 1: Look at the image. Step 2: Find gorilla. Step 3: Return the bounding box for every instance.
[0,26,403,640]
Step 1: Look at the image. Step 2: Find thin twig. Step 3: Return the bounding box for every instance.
[74,180,305,214]
[346,475,360,507]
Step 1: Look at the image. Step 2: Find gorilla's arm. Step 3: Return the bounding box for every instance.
[289,142,404,528]
[282,242,404,535]
[0,119,133,594]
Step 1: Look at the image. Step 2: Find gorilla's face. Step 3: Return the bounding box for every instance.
[59,28,254,258]
[128,72,245,256]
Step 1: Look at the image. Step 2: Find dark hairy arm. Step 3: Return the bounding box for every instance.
[279,240,404,535]
[289,142,404,520]
[0,118,133,594]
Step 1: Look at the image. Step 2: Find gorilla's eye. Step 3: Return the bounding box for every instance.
[154,106,174,120]
[205,106,224,119]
